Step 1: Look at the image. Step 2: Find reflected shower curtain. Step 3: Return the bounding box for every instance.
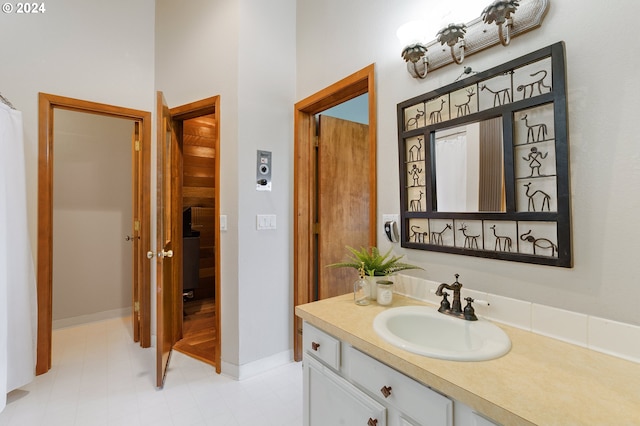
[0,103,37,413]
[435,134,468,212]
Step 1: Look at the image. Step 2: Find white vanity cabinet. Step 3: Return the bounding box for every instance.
[346,346,453,426]
[303,322,386,426]
[303,322,450,426]
[304,356,387,426]
[302,322,500,426]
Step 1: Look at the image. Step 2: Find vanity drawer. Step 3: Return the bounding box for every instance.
[303,322,340,370]
[347,346,452,426]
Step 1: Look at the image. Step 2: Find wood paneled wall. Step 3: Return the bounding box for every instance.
[183,115,216,299]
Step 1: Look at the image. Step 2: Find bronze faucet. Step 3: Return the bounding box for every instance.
[435,274,478,321]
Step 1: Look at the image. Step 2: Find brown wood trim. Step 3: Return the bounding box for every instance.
[132,122,141,343]
[36,93,53,374]
[36,93,152,375]
[366,68,378,244]
[169,96,221,374]
[139,110,152,348]
[293,64,377,361]
[170,97,217,121]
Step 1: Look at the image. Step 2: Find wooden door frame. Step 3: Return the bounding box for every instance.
[36,93,152,375]
[169,96,222,374]
[293,64,377,361]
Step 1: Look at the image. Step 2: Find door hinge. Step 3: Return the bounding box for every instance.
[313,223,320,234]
[134,220,140,231]
[314,136,319,148]
[134,301,140,313]
[134,140,141,151]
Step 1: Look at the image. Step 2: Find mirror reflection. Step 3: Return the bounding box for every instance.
[434,117,505,212]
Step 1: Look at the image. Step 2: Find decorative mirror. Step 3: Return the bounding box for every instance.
[397,42,571,267]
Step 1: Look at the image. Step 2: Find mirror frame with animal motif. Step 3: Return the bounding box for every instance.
[397,42,571,267]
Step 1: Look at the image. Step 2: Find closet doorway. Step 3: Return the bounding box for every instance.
[156,94,221,388]
[171,102,220,368]
[36,93,152,375]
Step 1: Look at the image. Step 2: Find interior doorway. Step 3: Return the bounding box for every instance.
[293,64,377,361]
[36,93,152,375]
[156,94,221,388]
[173,113,218,366]
[52,110,135,327]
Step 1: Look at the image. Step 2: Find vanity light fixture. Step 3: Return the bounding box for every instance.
[482,0,520,46]
[398,0,549,79]
[436,23,467,65]
[398,20,430,79]
[401,43,429,79]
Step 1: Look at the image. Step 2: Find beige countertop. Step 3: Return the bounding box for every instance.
[295,294,640,426]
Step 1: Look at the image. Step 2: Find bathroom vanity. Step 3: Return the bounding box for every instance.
[296,294,640,425]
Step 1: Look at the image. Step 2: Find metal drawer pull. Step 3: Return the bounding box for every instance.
[311,341,320,351]
[367,418,378,426]
[380,385,392,398]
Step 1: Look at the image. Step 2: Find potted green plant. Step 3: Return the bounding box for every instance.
[329,246,423,299]
[329,246,421,276]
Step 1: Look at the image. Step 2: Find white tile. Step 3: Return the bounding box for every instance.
[588,316,640,363]
[0,316,303,426]
[394,274,441,306]
[484,293,532,330]
[531,304,588,347]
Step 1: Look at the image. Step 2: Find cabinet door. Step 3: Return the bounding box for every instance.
[304,356,386,426]
[347,346,452,426]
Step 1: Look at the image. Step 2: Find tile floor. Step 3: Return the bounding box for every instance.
[0,317,303,426]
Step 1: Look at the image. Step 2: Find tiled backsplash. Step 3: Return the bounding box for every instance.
[394,274,640,364]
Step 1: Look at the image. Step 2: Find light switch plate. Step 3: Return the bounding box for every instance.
[256,214,276,230]
[219,215,227,231]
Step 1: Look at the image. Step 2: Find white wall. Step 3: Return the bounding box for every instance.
[53,110,134,321]
[0,0,156,256]
[296,0,640,326]
[155,0,296,374]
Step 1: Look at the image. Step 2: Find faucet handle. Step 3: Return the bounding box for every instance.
[439,291,451,312]
[463,297,478,321]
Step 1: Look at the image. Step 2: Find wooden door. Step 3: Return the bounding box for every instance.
[156,92,181,388]
[317,115,370,299]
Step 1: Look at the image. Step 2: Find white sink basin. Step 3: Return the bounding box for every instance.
[373,306,511,361]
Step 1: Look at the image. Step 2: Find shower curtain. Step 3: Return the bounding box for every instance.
[0,103,37,413]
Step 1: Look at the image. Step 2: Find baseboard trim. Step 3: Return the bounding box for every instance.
[221,350,293,380]
[52,307,131,329]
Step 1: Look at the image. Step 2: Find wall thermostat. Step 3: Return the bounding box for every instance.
[256,150,272,191]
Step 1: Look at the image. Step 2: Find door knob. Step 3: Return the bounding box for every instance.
[147,251,155,259]
[125,235,140,241]
[159,249,173,258]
